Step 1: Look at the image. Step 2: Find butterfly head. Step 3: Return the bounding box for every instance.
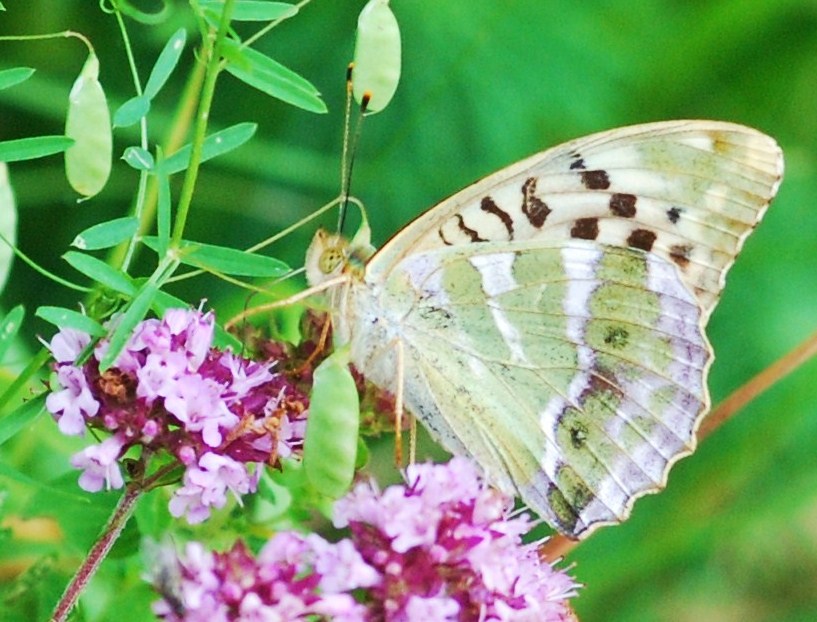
[305,227,375,287]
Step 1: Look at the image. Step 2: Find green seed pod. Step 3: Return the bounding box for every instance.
[0,163,17,294]
[352,0,401,113]
[303,347,360,498]
[65,53,112,198]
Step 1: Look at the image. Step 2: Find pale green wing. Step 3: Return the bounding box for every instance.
[330,120,783,538]
[369,239,711,537]
[367,120,783,319]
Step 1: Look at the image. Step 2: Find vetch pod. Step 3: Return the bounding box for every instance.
[65,53,112,198]
[352,0,401,113]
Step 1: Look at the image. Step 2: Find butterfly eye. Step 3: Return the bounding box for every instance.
[319,246,345,274]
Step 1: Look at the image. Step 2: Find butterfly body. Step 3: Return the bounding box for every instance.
[306,120,783,539]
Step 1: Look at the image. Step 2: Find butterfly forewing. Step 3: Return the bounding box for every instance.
[314,120,783,539]
[368,120,783,318]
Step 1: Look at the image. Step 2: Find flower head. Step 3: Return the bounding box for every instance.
[44,308,309,523]
[152,458,579,621]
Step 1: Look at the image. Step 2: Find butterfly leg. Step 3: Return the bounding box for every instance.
[394,337,405,466]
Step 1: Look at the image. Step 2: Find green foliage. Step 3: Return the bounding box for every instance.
[0,1,815,621]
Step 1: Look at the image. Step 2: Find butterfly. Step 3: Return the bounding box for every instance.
[304,120,783,539]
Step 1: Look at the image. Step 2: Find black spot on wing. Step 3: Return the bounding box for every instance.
[667,206,682,224]
[569,157,586,170]
[521,177,551,228]
[480,196,514,239]
[603,325,630,349]
[571,218,599,240]
[610,193,637,218]
[627,228,657,252]
[438,228,453,246]
[580,170,610,190]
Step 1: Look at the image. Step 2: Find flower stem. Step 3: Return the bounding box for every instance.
[50,485,142,622]
[540,325,817,563]
[696,326,817,440]
[170,0,235,247]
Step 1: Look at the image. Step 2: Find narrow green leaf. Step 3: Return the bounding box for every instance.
[304,348,360,498]
[0,67,35,90]
[0,162,17,294]
[65,53,113,198]
[72,217,139,251]
[156,152,171,257]
[0,305,24,362]
[0,397,45,446]
[115,0,171,24]
[35,306,105,337]
[222,40,327,114]
[142,236,289,277]
[122,146,155,171]
[161,122,257,174]
[62,251,136,295]
[113,94,150,127]
[99,282,158,370]
[201,0,298,21]
[0,135,73,162]
[145,28,187,99]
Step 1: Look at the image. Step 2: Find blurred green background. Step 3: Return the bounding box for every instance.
[1,1,816,620]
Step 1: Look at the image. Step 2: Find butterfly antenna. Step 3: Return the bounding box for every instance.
[338,63,354,232]
[338,64,370,234]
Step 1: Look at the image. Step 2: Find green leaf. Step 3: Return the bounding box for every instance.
[0,396,45,446]
[99,282,158,370]
[201,0,298,21]
[122,146,155,171]
[114,0,171,24]
[304,348,360,498]
[0,136,73,162]
[222,40,327,114]
[156,157,171,257]
[0,305,24,362]
[161,122,257,174]
[35,306,105,337]
[72,217,140,250]
[62,251,136,295]
[144,28,187,99]
[0,67,35,91]
[113,94,150,128]
[142,236,289,277]
[0,162,17,294]
[65,53,113,198]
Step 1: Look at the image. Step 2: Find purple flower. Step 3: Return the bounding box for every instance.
[335,457,579,621]
[70,434,125,492]
[44,308,309,524]
[155,537,373,622]
[46,365,100,435]
[168,453,258,524]
[151,459,579,621]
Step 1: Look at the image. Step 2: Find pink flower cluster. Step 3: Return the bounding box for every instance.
[153,458,579,621]
[44,308,308,523]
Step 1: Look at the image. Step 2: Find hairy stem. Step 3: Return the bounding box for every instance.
[50,485,142,622]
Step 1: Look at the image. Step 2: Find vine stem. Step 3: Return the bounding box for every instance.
[540,325,817,563]
[50,485,142,622]
[171,0,236,246]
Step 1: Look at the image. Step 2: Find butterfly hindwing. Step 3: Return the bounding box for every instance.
[363,239,709,535]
